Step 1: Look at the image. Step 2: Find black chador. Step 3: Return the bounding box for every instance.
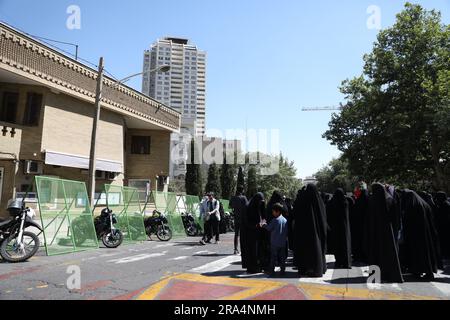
[243,192,266,273]
[435,192,450,259]
[351,189,369,263]
[293,184,328,277]
[231,193,248,267]
[367,183,404,283]
[400,190,438,279]
[418,191,443,269]
[328,189,352,269]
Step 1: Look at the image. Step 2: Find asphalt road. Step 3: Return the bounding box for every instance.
[0,233,449,300]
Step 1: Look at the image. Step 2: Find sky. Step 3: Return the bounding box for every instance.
[0,0,448,178]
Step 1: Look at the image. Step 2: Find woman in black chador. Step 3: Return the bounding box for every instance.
[352,188,370,264]
[435,192,450,259]
[418,191,443,269]
[400,190,438,280]
[328,189,352,269]
[293,184,328,277]
[367,183,404,283]
[266,191,288,223]
[243,192,266,273]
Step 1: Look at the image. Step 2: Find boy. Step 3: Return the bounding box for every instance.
[260,202,288,276]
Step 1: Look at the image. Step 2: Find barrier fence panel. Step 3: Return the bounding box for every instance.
[184,195,203,233]
[123,186,147,242]
[35,177,98,256]
[220,199,230,213]
[105,185,146,243]
[165,192,185,238]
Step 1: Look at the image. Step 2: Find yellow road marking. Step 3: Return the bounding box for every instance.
[137,273,285,300]
[298,283,441,300]
[138,273,444,300]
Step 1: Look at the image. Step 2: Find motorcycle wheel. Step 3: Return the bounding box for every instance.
[102,230,123,248]
[156,225,172,241]
[186,224,198,237]
[0,231,40,263]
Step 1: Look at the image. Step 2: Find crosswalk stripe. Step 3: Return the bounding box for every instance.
[108,251,168,264]
[170,256,189,261]
[190,255,241,273]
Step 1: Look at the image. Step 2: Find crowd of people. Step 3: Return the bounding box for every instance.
[226,183,450,283]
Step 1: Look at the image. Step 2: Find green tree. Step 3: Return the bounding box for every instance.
[185,139,202,197]
[246,165,258,199]
[237,166,245,191]
[258,153,303,199]
[205,163,221,198]
[323,3,450,193]
[315,157,358,194]
[220,153,236,200]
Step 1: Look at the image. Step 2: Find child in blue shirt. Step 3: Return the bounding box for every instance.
[261,202,288,276]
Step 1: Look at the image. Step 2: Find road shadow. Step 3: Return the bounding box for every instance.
[327,276,368,285]
[192,253,233,257]
[172,241,203,247]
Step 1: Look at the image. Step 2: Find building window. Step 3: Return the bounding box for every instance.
[131,136,151,155]
[0,92,19,123]
[23,93,42,126]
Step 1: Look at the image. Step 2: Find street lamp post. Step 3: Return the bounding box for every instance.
[87,61,170,207]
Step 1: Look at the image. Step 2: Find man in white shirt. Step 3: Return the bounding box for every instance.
[199,192,221,245]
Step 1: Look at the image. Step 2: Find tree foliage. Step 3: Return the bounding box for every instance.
[258,153,303,199]
[323,3,450,193]
[220,153,237,200]
[237,166,245,191]
[315,157,358,194]
[185,139,203,197]
[205,162,221,198]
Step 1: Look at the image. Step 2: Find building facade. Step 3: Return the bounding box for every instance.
[142,37,206,179]
[142,37,206,136]
[0,23,181,217]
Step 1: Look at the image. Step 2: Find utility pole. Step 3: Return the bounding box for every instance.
[88,57,104,206]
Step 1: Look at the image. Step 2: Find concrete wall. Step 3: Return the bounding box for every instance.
[125,129,170,184]
[41,92,124,163]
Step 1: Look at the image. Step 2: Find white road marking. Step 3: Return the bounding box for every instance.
[431,272,450,296]
[298,267,334,285]
[170,256,189,261]
[194,250,210,255]
[108,251,168,264]
[190,255,241,274]
[155,243,175,249]
[82,257,97,261]
[180,247,195,250]
[99,253,121,258]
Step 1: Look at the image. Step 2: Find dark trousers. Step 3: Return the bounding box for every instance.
[210,215,220,241]
[270,246,287,273]
[202,220,211,242]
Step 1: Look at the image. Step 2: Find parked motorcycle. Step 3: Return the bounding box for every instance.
[0,198,42,263]
[144,210,172,241]
[94,208,123,248]
[181,212,200,236]
[225,211,235,233]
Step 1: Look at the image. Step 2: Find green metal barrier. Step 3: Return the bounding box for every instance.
[105,185,147,243]
[220,199,230,212]
[184,195,203,233]
[35,177,98,256]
